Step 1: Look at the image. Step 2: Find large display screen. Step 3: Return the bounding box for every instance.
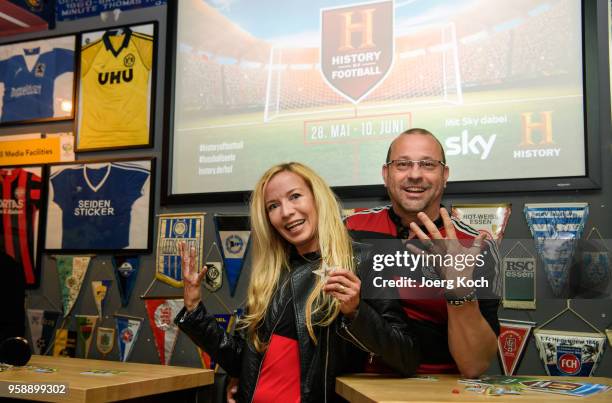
[168,0,588,197]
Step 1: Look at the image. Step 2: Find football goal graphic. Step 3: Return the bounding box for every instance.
[264,22,463,123]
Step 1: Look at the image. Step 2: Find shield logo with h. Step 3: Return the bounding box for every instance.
[321,0,394,104]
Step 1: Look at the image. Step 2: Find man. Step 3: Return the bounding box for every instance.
[346,128,500,378]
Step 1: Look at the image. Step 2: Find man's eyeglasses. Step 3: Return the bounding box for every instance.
[385,159,446,171]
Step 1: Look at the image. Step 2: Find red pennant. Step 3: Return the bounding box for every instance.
[498,319,534,375]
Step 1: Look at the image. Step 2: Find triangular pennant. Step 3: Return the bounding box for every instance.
[156,213,206,287]
[606,329,612,347]
[52,329,77,357]
[91,280,112,319]
[27,310,61,355]
[96,327,115,358]
[114,314,143,362]
[452,204,511,245]
[56,256,91,317]
[214,214,251,296]
[145,299,183,365]
[534,329,606,376]
[524,203,589,297]
[580,228,610,293]
[75,315,98,359]
[497,319,535,375]
[112,255,140,307]
[204,242,223,292]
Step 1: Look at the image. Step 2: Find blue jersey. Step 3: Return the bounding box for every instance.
[50,163,149,249]
[0,47,74,122]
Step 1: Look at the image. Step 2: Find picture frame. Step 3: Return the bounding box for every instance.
[44,157,155,253]
[75,22,157,151]
[0,34,77,126]
[0,165,46,289]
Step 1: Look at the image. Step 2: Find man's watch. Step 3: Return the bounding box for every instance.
[444,288,477,306]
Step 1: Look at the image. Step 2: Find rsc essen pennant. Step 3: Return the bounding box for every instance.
[56,256,91,317]
[145,299,183,365]
[502,241,536,309]
[497,319,535,375]
[156,213,205,287]
[214,214,251,296]
[524,203,588,297]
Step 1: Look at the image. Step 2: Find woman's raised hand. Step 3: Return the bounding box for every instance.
[178,241,207,311]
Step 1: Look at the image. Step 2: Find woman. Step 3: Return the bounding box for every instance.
[175,162,419,403]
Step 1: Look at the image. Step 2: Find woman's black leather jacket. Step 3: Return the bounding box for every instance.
[175,241,419,403]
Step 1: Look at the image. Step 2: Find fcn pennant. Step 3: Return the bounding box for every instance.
[497,319,535,375]
[320,0,394,104]
[214,214,251,296]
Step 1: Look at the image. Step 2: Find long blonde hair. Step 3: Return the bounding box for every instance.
[241,162,355,351]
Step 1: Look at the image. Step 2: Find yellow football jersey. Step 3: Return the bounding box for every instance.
[78,29,153,149]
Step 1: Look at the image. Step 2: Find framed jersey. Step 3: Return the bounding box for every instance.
[76,23,157,151]
[0,34,76,126]
[0,165,44,288]
[44,157,154,253]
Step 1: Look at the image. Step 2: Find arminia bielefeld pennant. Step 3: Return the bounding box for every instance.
[91,280,112,318]
[26,309,61,355]
[497,319,535,375]
[214,214,251,296]
[56,256,91,317]
[76,315,98,358]
[145,299,183,365]
[156,213,205,287]
[320,0,394,104]
[112,255,140,307]
[534,329,606,376]
[114,314,143,362]
[96,327,115,358]
[524,203,588,297]
[452,204,511,245]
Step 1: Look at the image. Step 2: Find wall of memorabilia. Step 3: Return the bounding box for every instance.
[0,3,611,379]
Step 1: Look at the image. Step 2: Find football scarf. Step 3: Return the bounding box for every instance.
[452,204,511,245]
[145,299,183,365]
[524,203,588,297]
[156,213,205,288]
[75,315,98,358]
[91,280,112,318]
[56,255,91,317]
[114,314,143,362]
[534,329,606,376]
[214,214,251,296]
[112,255,140,307]
[26,309,61,355]
[497,319,535,375]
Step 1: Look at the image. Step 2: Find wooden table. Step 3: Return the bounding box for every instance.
[0,355,213,402]
[336,374,612,403]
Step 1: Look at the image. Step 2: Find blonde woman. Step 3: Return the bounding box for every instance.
[175,162,419,403]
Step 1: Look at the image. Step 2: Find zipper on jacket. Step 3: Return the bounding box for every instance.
[339,319,374,355]
[249,284,291,403]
